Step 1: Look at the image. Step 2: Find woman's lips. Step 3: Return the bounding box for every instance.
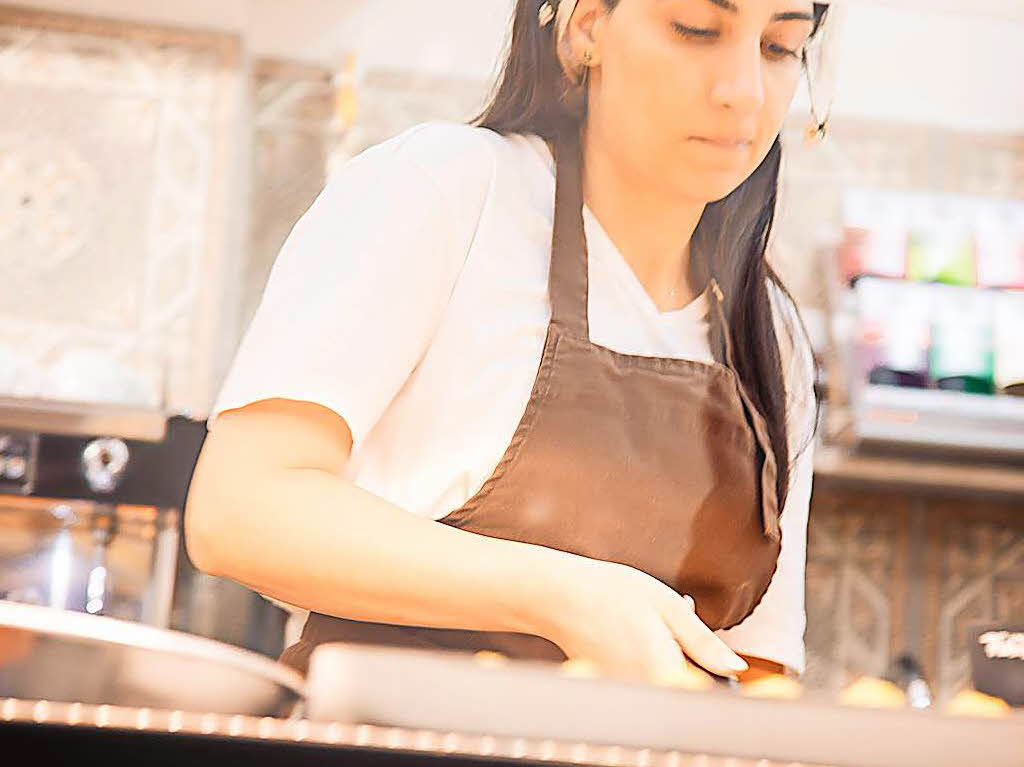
[689,136,753,151]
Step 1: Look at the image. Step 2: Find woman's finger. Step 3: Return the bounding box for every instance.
[643,621,697,684]
[662,596,748,677]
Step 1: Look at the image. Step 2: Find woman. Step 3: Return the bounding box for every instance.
[185,0,829,684]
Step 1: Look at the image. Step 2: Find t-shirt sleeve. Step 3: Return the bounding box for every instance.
[715,281,819,675]
[209,122,493,453]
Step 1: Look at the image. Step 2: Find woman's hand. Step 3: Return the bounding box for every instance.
[537,557,749,683]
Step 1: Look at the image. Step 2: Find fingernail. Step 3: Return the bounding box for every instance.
[726,655,749,673]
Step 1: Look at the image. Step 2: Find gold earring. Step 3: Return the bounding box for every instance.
[802,53,830,145]
[804,114,829,144]
[803,95,830,144]
[582,50,593,65]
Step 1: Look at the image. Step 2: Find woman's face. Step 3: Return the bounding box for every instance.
[581,0,817,202]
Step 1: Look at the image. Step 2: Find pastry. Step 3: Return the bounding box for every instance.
[838,676,907,708]
[740,673,803,700]
[944,689,1011,718]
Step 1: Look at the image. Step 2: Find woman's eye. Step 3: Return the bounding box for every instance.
[763,41,801,60]
[671,23,718,40]
[672,23,802,62]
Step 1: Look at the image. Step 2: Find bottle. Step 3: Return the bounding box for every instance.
[839,190,907,283]
[975,202,1024,290]
[857,277,931,388]
[928,285,996,395]
[994,289,1024,397]
[885,653,933,709]
[905,198,977,287]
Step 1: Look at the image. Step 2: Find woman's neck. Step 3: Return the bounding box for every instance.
[580,126,706,312]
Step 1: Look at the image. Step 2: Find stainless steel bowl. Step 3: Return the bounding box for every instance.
[0,601,304,716]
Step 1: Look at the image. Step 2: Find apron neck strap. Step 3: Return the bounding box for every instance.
[707,277,738,368]
[549,130,746,384]
[548,129,590,339]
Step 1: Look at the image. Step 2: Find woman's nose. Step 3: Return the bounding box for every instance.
[708,41,766,115]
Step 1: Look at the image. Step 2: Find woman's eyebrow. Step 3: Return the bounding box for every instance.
[694,0,816,23]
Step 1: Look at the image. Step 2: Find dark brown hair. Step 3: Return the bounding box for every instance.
[473,0,828,513]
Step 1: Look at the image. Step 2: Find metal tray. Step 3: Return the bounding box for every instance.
[306,643,1024,767]
[0,600,304,716]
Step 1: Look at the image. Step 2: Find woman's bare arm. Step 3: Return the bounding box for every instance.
[185,398,567,636]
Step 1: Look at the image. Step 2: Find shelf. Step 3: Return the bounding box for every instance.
[852,384,1024,456]
[814,442,1024,500]
[0,397,167,442]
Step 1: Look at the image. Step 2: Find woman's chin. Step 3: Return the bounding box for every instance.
[671,172,749,205]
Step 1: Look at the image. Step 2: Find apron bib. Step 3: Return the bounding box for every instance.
[281,130,782,673]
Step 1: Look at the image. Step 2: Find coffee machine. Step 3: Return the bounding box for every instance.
[0,396,286,657]
[0,397,205,628]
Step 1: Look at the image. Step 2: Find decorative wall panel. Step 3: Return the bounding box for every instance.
[805,485,1024,702]
[351,68,487,151]
[241,64,486,333]
[246,58,338,328]
[0,7,242,416]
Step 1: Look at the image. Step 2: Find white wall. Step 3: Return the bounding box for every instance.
[6,0,513,78]
[8,0,1024,133]
[825,2,1024,134]
[306,0,513,81]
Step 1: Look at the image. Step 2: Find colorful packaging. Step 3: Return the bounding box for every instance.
[975,203,1024,289]
[839,190,907,281]
[994,289,1024,396]
[856,277,931,388]
[928,285,996,395]
[905,200,976,287]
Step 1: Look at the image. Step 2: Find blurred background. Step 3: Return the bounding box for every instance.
[0,0,1021,706]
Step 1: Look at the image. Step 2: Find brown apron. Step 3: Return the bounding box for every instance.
[280,129,782,674]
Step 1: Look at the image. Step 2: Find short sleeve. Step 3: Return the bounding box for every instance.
[715,281,819,674]
[209,122,494,453]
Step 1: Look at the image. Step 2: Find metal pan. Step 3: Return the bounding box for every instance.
[306,643,1024,767]
[0,600,304,716]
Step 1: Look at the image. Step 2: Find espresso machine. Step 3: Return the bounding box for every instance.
[0,397,205,627]
[0,397,285,655]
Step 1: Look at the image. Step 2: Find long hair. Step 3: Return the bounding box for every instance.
[473,0,827,513]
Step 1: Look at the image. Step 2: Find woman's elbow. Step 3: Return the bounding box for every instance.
[183,453,238,577]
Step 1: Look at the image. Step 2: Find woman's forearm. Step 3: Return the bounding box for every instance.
[185,459,568,639]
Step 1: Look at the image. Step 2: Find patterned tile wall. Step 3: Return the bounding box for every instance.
[242,63,486,334]
[246,59,338,328]
[350,69,488,153]
[0,6,243,417]
[804,484,1024,702]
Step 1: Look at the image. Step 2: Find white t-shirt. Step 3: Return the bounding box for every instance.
[211,121,816,674]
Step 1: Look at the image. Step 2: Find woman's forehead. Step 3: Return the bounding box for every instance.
[653,0,818,18]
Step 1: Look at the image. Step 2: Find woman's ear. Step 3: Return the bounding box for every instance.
[559,0,609,75]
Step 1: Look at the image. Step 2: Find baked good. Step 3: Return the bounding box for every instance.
[740,673,803,700]
[944,689,1011,718]
[838,676,907,708]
